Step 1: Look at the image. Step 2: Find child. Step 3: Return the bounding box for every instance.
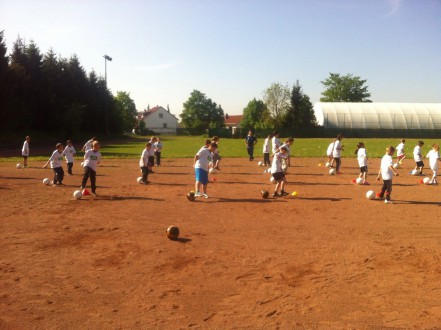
[154,137,163,166]
[82,137,97,152]
[326,139,335,168]
[194,142,217,198]
[262,134,271,166]
[395,139,405,165]
[413,141,425,175]
[43,143,65,186]
[245,130,257,161]
[332,134,344,174]
[211,136,221,170]
[22,136,30,167]
[139,142,152,184]
[148,136,158,172]
[355,142,369,184]
[270,146,289,197]
[426,144,440,185]
[279,137,294,168]
[271,131,281,154]
[63,140,76,175]
[376,146,399,204]
[81,141,101,196]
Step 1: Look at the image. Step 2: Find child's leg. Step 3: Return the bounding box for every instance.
[67,162,73,174]
[430,169,437,184]
[81,166,90,188]
[53,168,58,184]
[58,167,64,184]
[335,158,341,172]
[141,166,149,182]
[385,180,393,201]
[23,156,27,167]
[90,168,97,193]
[380,180,387,198]
[274,181,280,194]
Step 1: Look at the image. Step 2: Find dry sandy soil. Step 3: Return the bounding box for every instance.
[1,157,441,329]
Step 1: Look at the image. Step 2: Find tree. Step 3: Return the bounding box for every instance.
[180,90,224,129]
[241,98,270,130]
[262,82,290,128]
[320,73,371,102]
[114,91,137,132]
[283,80,317,128]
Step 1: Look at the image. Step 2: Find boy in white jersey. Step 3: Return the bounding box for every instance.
[271,146,289,197]
[63,140,76,175]
[211,136,221,170]
[194,142,217,198]
[413,141,425,175]
[262,134,271,166]
[326,139,335,168]
[376,146,399,204]
[154,137,163,166]
[139,142,153,184]
[22,136,30,168]
[332,134,344,174]
[82,137,97,152]
[81,141,102,196]
[271,131,281,154]
[355,142,369,184]
[395,139,405,165]
[43,143,65,186]
[426,144,440,185]
[148,136,157,173]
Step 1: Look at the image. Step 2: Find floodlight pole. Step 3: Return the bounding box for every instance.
[104,54,112,135]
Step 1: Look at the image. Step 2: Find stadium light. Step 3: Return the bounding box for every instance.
[104,54,112,135]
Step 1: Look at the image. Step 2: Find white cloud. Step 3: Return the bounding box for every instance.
[384,0,404,17]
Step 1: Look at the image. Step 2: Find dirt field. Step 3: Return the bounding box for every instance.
[1,157,441,329]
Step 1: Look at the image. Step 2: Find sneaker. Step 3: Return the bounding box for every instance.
[272,192,281,198]
[195,192,202,197]
[202,193,208,199]
[336,171,342,175]
[280,191,289,196]
[384,200,393,204]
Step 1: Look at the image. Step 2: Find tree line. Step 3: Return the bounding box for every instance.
[0,31,137,136]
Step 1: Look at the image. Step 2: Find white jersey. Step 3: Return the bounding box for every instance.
[63,146,76,163]
[139,148,149,167]
[83,149,101,171]
[195,148,213,171]
[49,150,64,168]
[83,139,94,151]
[271,152,288,174]
[271,137,281,153]
[426,150,440,170]
[396,143,405,157]
[333,140,342,158]
[154,141,163,152]
[22,141,29,156]
[357,148,368,167]
[413,145,423,162]
[380,154,394,180]
[263,138,270,153]
[326,142,334,157]
[280,143,291,155]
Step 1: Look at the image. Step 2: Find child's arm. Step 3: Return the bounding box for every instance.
[376,168,381,181]
[389,165,399,176]
[42,158,50,168]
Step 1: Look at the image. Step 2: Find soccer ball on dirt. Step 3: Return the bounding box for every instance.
[16,163,21,169]
[258,161,263,167]
[356,177,363,185]
[73,190,83,200]
[137,177,143,184]
[43,178,50,185]
[329,168,336,175]
[423,177,430,184]
[261,190,269,199]
[166,225,180,240]
[411,169,418,175]
[270,176,276,183]
[187,191,196,201]
[209,168,216,174]
[366,190,375,200]
[393,163,400,169]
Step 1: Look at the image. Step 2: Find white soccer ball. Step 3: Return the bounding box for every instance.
[329,168,336,175]
[423,177,430,184]
[73,190,83,200]
[411,169,418,175]
[366,190,375,200]
[393,163,400,169]
[16,163,21,169]
[209,168,216,174]
[325,162,331,168]
[258,161,263,166]
[43,178,50,185]
[356,177,363,185]
[137,177,143,184]
[270,176,276,183]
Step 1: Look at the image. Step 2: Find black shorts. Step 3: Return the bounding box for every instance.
[416,161,424,167]
[213,153,221,162]
[272,172,285,181]
[23,156,28,160]
[360,166,368,173]
[148,156,155,166]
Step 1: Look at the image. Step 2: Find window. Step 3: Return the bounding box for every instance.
[163,123,167,128]
[159,113,163,118]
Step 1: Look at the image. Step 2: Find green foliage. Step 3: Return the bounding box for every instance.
[114,91,137,132]
[241,98,270,130]
[320,73,371,102]
[283,80,317,128]
[180,90,225,129]
[262,82,290,128]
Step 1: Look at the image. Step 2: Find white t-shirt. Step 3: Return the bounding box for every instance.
[380,154,394,180]
[271,137,281,153]
[139,148,149,167]
[22,141,29,156]
[357,148,368,167]
[49,150,64,168]
[280,143,291,155]
[326,142,334,157]
[195,148,213,171]
[263,138,270,153]
[83,140,94,151]
[332,140,342,158]
[396,143,405,157]
[83,149,101,171]
[147,148,155,157]
[426,150,440,170]
[154,141,162,152]
[413,145,422,162]
[63,146,76,163]
[271,152,288,174]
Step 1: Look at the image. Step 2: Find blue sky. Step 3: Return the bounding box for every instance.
[1,0,440,117]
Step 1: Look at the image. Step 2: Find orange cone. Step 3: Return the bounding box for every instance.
[82,188,91,196]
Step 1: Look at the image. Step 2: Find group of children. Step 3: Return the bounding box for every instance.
[138,137,164,184]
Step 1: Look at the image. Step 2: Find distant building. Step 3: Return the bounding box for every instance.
[224,114,243,135]
[137,106,178,134]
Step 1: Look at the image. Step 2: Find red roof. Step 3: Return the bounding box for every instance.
[224,115,243,125]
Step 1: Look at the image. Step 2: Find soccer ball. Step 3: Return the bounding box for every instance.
[258,161,263,166]
[166,225,180,240]
[270,176,276,183]
[356,177,363,185]
[325,162,331,168]
[423,177,430,184]
[393,163,400,169]
[329,168,336,175]
[137,177,143,184]
[73,190,83,200]
[261,190,269,199]
[411,169,418,175]
[43,178,50,185]
[366,190,375,200]
[16,163,21,169]
[187,191,195,201]
[209,168,216,174]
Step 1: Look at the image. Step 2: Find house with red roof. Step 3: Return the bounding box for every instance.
[224,114,243,135]
[137,106,178,134]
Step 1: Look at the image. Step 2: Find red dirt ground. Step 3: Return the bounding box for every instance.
[1,157,441,329]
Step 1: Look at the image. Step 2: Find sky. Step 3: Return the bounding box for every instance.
[1,0,440,118]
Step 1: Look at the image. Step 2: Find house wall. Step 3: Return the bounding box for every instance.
[142,107,178,134]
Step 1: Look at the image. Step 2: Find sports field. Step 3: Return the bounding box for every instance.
[1,155,441,328]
